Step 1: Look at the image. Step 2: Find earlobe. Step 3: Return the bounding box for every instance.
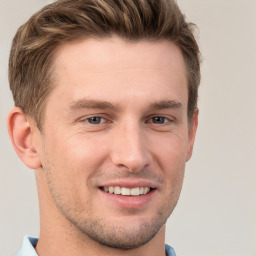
[7,107,42,169]
[186,109,199,161]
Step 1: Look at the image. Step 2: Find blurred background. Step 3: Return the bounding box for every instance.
[0,0,255,255]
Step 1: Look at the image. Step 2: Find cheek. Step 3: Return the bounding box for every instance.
[45,131,106,169]
[40,136,92,211]
[66,134,110,170]
[150,132,188,169]
[150,133,187,192]
[40,133,111,200]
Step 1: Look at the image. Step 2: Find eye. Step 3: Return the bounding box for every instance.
[151,116,168,124]
[86,116,105,124]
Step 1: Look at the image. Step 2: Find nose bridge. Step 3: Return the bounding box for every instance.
[110,119,151,172]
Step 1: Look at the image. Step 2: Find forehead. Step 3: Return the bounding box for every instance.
[50,36,187,108]
[54,36,186,76]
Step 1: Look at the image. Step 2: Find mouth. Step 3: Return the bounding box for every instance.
[98,183,157,208]
[99,186,154,196]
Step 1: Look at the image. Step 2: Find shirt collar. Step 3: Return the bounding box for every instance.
[16,236,38,256]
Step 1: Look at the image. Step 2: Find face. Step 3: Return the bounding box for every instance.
[36,37,197,249]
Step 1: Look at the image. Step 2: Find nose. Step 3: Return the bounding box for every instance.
[110,121,152,173]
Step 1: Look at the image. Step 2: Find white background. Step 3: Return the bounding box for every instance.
[0,0,255,255]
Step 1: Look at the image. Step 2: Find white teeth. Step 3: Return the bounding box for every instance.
[121,187,131,196]
[144,187,150,194]
[114,186,121,195]
[102,186,151,196]
[109,186,114,194]
[131,187,140,196]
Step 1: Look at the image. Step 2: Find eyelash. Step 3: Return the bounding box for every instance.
[149,116,170,124]
[82,115,173,125]
[85,116,108,125]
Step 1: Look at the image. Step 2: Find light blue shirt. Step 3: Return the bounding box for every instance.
[17,236,176,256]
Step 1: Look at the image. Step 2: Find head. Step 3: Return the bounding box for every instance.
[9,0,200,130]
[8,0,200,253]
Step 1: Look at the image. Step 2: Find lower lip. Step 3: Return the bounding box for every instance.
[98,189,156,209]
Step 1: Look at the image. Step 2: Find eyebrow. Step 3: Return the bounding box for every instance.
[68,99,120,111]
[148,100,183,111]
[68,99,182,112]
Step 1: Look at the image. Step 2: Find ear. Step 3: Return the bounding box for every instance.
[7,107,42,169]
[186,109,199,161]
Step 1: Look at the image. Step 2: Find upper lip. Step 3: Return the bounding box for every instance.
[98,179,157,189]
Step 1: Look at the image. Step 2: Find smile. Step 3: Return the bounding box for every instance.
[100,186,152,196]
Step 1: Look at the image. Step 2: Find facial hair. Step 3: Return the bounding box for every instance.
[43,160,184,249]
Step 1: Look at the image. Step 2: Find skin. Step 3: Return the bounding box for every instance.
[8,36,198,256]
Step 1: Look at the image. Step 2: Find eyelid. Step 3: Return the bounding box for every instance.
[88,116,106,124]
[146,115,175,123]
[78,114,110,123]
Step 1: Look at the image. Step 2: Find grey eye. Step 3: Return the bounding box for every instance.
[87,117,102,124]
[152,117,166,124]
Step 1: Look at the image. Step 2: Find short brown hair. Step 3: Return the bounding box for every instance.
[9,0,200,129]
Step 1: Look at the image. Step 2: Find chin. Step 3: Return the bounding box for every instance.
[78,219,164,249]
[66,205,172,249]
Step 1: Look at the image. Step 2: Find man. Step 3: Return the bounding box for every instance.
[7,0,200,255]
